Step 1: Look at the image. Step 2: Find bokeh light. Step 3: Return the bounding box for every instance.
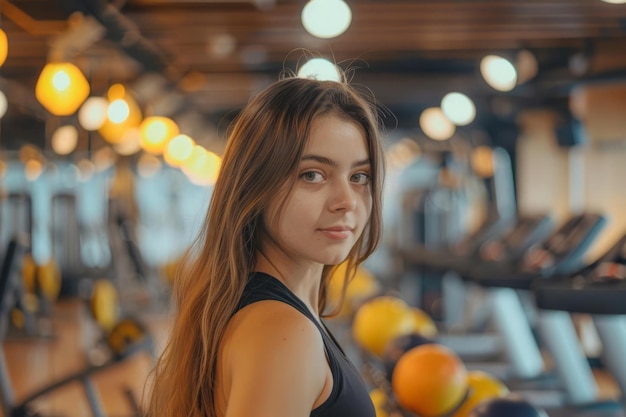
[480,55,517,92]
[441,92,476,126]
[419,107,456,141]
[298,58,341,82]
[301,0,352,39]
[51,125,79,155]
[79,97,109,131]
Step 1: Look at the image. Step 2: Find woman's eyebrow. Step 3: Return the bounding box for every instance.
[301,154,370,168]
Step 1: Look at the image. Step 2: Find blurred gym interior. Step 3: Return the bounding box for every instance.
[2,1,626,416]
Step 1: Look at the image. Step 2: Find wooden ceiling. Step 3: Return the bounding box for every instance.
[2,0,626,147]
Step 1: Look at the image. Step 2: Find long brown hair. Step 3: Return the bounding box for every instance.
[147,76,386,417]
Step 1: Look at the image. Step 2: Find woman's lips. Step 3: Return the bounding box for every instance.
[318,227,353,240]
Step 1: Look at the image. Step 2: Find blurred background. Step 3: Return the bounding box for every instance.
[2,0,626,265]
[3,1,626,417]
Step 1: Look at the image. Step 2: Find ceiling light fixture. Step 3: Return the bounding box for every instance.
[78,96,108,131]
[480,55,517,92]
[301,0,352,39]
[139,116,180,155]
[0,28,7,67]
[51,125,79,155]
[419,107,456,141]
[298,58,341,82]
[0,90,7,119]
[99,84,143,145]
[441,92,476,126]
[35,62,90,116]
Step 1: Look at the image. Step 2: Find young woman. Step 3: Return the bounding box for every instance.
[148,76,386,417]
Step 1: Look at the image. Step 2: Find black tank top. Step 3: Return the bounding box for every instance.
[236,272,376,417]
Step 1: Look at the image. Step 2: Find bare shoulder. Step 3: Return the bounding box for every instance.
[223,300,324,363]
[220,301,327,417]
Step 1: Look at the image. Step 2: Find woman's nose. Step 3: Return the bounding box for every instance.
[328,180,357,212]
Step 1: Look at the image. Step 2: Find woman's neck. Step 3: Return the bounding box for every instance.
[255,247,323,317]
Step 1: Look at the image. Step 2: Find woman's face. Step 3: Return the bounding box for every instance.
[263,114,373,267]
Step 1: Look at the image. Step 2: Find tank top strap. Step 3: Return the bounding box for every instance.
[239,272,347,358]
[239,273,314,318]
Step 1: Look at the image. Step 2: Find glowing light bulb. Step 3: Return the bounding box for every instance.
[298,58,341,82]
[79,97,109,131]
[480,55,517,92]
[164,134,195,167]
[35,62,90,116]
[441,92,476,126]
[0,90,7,119]
[139,116,180,155]
[0,29,7,67]
[302,0,352,39]
[419,107,455,141]
[108,99,130,124]
[52,70,71,92]
[51,125,79,155]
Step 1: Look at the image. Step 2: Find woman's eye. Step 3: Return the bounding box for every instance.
[301,171,324,183]
[351,173,370,185]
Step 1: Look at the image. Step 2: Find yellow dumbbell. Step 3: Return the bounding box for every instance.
[90,279,119,331]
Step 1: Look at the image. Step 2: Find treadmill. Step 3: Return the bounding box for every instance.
[458,213,606,406]
[464,213,606,289]
[533,233,626,417]
[416,214,554,277]
[399,214,555,361]
[463,213,606,384]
